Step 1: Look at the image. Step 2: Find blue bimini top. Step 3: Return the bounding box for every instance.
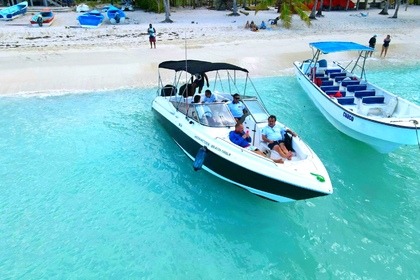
[310,41,373,54]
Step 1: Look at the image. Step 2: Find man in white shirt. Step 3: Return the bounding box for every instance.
[261,115,297,160]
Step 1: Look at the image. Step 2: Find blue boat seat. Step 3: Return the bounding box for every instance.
[341,80,360,87]
[335,76,347,82]
[362,96,385,104]
[325,90,346,97]
[321,80,334,86]
[337,97,355,105]
[321,85,340,92]
[329,72,346,79]
[347,84,367,92]
[354,90,376,98]
[325,69,341,74]
[315,73,325,78]
[319,77,330,81]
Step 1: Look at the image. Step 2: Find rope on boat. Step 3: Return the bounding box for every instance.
[411,119,420,150]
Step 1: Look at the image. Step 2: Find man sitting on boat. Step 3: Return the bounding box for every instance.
[228,93,248,123]
[229,123,283,163]
[202,89,216,103]
[261,115,297,160]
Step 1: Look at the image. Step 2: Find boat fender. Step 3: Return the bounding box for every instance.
[37,15,43,27]
[193,146,207,171]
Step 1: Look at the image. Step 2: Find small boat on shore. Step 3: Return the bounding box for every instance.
[294,41,420,153]
[106,5,125,24]
[0,1,28,21]
[77,10,104,28]
[152,60,333,202]
[30,8,55,27]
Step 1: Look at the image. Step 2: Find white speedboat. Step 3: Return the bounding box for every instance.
[294,41,420,153]
[152,60,333,202]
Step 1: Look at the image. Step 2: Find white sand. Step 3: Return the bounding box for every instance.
[1,6,419,95]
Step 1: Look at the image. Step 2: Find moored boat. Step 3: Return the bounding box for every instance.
[294,41,420,153]
[0,1,28,21]
[77,10,104,28]
[106,5,125,24]
[152,60,333,202]
[30,8,55,27]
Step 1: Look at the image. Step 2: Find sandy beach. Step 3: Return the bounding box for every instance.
[1,6,419,95]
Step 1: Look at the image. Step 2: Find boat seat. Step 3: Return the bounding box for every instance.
[347,84,367,92]
[319,77,330,81]
[325,90,346,97]
[354,90,376,98]
[315,73,325,78]
[161,84,177,96]
[335,76,348,82]
[321,85,340,92]
[321,80,334,86]
[329,72,346,78]
[337,97,355,105]
[325,69,342,74]
[341,80,360,87]
[362,96,385,104]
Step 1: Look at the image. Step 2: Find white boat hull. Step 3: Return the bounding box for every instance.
[152,95,332,202]
[294,61,420,153]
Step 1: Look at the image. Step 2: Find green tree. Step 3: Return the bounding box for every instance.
[257,0,311,28]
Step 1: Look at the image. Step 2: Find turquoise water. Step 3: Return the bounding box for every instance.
[0,66,419,279]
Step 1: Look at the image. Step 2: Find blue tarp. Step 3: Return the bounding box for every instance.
[310,41,373,54]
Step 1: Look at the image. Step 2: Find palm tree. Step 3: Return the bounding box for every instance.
[309,0,318,19]
[162,0,173,22]
[379,0,389,15]
[391,0,401,18]
[345,0,351,10]
[229,0,240,16]
[316,1,324,17]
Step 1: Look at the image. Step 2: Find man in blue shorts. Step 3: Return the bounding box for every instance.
[261,115,297,160]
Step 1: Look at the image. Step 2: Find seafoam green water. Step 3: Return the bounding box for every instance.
[0,65,419,279]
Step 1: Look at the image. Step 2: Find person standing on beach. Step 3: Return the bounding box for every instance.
[147,23,156,49]
[368,35,376,57]
[380,35,391,57]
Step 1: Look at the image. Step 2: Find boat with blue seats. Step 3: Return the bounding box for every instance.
[0,1,28,21]
[77,10,104,28]
[152,60,333,202]
[294,41,420,153]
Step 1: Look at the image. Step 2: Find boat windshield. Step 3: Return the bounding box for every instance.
[242,99,269,123]
[190,103,236,127]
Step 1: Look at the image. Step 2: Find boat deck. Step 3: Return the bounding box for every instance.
[313,67,398,117]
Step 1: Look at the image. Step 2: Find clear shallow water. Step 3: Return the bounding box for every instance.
[0,67,419,279]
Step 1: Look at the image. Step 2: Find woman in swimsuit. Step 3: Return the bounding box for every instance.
[380,35,391,57]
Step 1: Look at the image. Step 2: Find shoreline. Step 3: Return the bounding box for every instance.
[1,6,419,95]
